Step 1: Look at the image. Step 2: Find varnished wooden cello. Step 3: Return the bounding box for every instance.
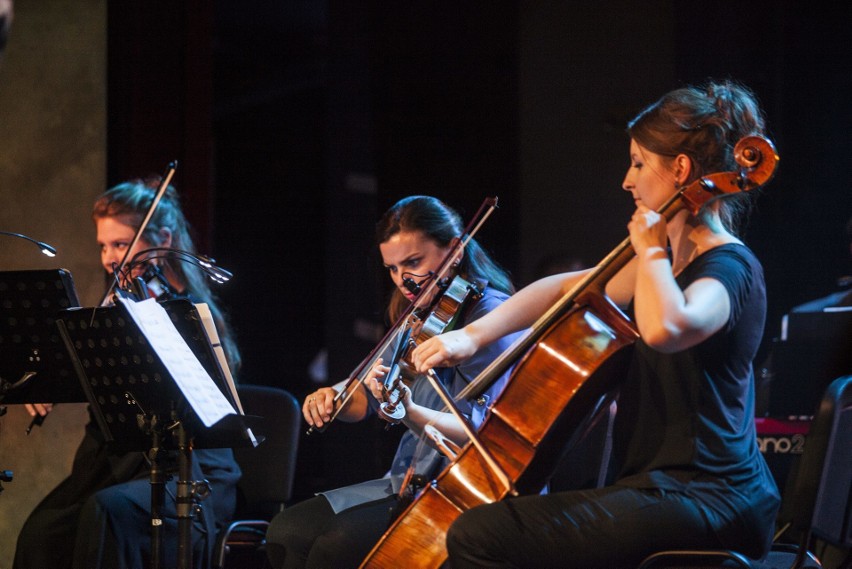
[359,135,779,568]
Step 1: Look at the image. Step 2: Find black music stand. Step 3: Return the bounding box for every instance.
[0,269,84,405]
[56,298,258,569]
[769,308,852,417]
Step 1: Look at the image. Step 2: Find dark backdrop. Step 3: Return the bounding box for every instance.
[107,0,852,502]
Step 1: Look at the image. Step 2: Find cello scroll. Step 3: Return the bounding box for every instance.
[680,134,778,214]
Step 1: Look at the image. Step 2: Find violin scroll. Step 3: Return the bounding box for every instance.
[377,327,413,425]
[378,389,407,425]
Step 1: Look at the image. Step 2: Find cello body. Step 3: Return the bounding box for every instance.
[361,293,637,568]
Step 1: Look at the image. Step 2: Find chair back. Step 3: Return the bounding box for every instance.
[636,377,851,569]
[233,384,301,519]
[787,375,852,548]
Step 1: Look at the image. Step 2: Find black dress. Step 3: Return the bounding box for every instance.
[445,244,780,569]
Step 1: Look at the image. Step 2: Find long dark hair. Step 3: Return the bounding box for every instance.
[376,195,514,321]
[92,179,241,373]
[627,79,767,235]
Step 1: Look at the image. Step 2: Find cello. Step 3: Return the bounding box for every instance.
[359,135,779,568]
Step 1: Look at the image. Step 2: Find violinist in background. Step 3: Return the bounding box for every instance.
[265,195,522,569]
[14,179,241,569]
[413,80,780,568]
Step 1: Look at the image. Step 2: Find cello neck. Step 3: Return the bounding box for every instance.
[455,191,692,403]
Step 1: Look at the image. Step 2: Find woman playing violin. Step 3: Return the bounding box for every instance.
[412,80,780,568]
[265,195,522,569]
[15,179,241,569]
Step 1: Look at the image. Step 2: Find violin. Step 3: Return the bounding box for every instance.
[306,197,498,435]
[359,135,779,568]
[377,273,483,425]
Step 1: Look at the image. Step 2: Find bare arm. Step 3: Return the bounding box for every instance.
[363,366,472,445]
[411,271,591,371]
[412,253,646,373]
[633,246,730,352]
[629,206,730,352]
[303,376,371,429]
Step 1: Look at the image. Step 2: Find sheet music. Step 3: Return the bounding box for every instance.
[195,302,257,446]
[118,297,236,427]
[194,303,243,413]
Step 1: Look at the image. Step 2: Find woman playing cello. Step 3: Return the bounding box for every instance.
[265,195,522,569]
[412,80,780,568]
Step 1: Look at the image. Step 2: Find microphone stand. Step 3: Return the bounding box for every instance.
[0,230,57,257]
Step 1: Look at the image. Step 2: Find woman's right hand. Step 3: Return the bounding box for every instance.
[411,328,478,372]
[302,387,338,428]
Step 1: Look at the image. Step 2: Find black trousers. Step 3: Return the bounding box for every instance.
[265,494,398,569]
[14,421,237,569]
[447,484,766,569]
[13,425,147,569]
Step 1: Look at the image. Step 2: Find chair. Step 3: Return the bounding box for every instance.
[549,394,618,492]
[212,384,302,569]
[637,375,852,569]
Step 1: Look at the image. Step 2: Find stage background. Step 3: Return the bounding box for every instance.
[0,1,849,566]
[0,2,104,567]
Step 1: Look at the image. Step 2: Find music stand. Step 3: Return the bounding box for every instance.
[769,308,852,417]
[56,297,258,569]
[0,269,85,405]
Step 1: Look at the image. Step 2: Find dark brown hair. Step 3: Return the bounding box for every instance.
[376,196,514,321]
[628,80,767,235]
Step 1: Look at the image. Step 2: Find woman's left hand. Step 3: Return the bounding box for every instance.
[364,359,391,403]
[366,375,411,403]
[366,373,412,425]
[628,203,668,256]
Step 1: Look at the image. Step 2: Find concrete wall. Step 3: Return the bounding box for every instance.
[0,2,106,567]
